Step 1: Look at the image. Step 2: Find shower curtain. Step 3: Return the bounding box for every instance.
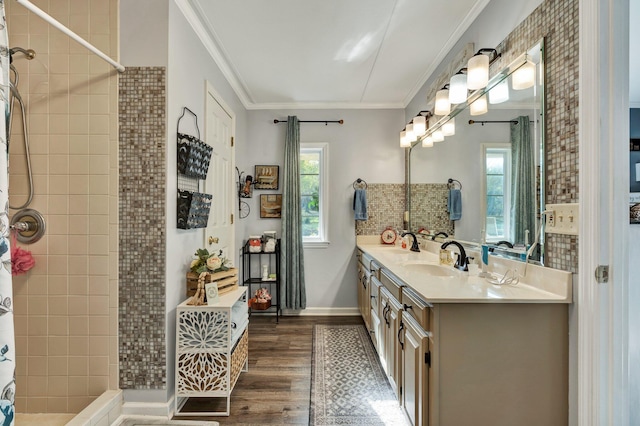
[0,1,15,424]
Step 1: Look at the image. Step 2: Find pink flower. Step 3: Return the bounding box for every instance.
[12,245,35,276]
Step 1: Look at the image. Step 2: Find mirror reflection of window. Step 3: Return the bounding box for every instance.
[483,145,512,242]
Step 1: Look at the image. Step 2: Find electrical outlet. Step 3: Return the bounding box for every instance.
[545,203,578,235]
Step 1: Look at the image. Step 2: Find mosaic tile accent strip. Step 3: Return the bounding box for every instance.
[409,184,455,236]
[119,67,167,389]
[492,0,579,272]
[355,184,405,236]
[418,0,578,272]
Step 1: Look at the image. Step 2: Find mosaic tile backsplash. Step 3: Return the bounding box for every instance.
[355,184,406,236]
[119,67,167,389]
[410,184,455,236]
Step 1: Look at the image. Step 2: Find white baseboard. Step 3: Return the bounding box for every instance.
[282,307,360,316]
[121,396,174,417]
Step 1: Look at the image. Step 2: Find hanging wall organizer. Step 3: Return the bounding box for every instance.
[177,107,213,229]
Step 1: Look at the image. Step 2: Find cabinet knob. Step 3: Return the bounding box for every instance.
[208,236,219,244]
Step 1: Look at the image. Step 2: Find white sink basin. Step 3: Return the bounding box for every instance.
[400,262,461,277]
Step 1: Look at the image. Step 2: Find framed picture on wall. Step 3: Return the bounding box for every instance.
[254,165,279,190]
[260,194,282,218]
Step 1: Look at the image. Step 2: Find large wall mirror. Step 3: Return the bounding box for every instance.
[408,40,545,262]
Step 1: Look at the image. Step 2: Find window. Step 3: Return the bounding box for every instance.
[483,145,512,242]
[300,143,329,247]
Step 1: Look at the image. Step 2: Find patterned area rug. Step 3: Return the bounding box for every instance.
[310,324,409,425]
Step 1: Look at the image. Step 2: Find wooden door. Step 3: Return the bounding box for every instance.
[205,83,234,259]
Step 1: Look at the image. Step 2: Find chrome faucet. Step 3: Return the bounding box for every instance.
[430,231,449,240]
[441,240,468,271]
[401,232,420,252]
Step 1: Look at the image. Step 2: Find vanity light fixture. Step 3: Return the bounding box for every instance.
[422,135,434,147]
[406,122,416,142]
[469,94,488,116]
[432,129,445,142]
[489,79,509,104]
[434,86,451,116]
[442,117,455,136]
[449,71,467,104]
[512,59,536,90]
[467,48,501,91]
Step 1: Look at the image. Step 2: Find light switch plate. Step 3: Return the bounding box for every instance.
[545,203,579,235]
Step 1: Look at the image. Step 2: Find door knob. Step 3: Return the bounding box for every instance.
[208,236,219,244]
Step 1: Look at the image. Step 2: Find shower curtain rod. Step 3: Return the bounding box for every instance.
[273,119,344,125]
[468,119,535,125]
[14,0,125,73]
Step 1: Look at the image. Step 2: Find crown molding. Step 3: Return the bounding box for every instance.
[245,101,405,110]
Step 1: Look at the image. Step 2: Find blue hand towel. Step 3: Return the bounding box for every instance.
[448,189,462,221]
[353,189,368,221]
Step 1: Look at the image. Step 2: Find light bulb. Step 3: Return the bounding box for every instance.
[467,53,489,90]
[489,79,509,104]
[413,115,426,136]
[422,135,434,147]
[470,94,488,116]
[400,130,410,147]
[442,118,455,136]
[449,73,467,104]
[512,60,535,90]
[434,88,451,116]
[406,123,415,142]
[432,130,444,142]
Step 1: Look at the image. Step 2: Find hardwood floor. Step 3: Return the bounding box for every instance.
[176,315,364,425]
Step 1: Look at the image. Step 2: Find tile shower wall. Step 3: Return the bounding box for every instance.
[7,0,119,413]
[118,67,166,389]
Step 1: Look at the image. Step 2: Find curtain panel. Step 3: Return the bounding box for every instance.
[510,115,535,245]
[281,116,306,309]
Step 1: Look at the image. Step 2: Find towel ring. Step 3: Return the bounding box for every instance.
[447,178,462,190]
[353,178,367,190]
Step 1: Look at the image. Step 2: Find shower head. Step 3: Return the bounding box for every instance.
[9,47,35,61]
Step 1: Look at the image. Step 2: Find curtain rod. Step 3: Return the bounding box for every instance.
[273,119,344,125]
[468,119,535,125]
[15,0,126,73]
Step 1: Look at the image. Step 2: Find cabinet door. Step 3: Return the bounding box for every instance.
[378,290,390,373]
[360,269,371,330]
[387,296,401,399]
[370,307,381,352]
[401,314,430,426]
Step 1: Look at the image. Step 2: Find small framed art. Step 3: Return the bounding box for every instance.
[255,165,279,190]
[260,194,282,218]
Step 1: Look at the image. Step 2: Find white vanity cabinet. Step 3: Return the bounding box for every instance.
[356,243,571,426]
[175,287,249,416]
[369,274,383,352]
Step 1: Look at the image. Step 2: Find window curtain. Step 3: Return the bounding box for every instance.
[0,2,16,424]
[281,116,306,309]
[510,115,535,245]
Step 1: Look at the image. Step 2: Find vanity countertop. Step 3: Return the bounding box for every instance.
[357,240,572,304]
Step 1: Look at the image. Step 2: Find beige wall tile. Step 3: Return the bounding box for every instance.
[88,295,109,316]
[48,234,69,255]
[88,213,109,233]
[68,296,88,316]
[68,215,88,234]
[48,195,69,215]
[69,256,89,277]
[69,316,88,336]
[69,194,89,214]
[68,356,88,376]
[48,296,69,316]
[48,214,70,235]
[89,336,109,357]
[48,376,69,397]
[28,296,47,315]
[69,235,88,255]
[49,316,69,336]
[48,276,69,295]
[89,316,109,336]
[88,375,108,397]
[88,255,108,276]
[69,336,89,357]
[89,356,109,376]
[28,336,47,356]
[89,235,108,255]
[89,275,109,295]
[49,356,69,376]
[28,316,48,336]
[49,175,69,195]
[47,397,69,413]
[27,356,47,376]
[68,376,88,396]
[50,135,70,154]
[48,254,69,275]
[27,376,48,396]
[26,397,48,412]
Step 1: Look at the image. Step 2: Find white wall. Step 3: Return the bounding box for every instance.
[239,109,405,310]
[119,0,168,67]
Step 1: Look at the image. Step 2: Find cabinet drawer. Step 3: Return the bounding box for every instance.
[380,269,404,302]
[370,260,381,280]
[401,287,431,331]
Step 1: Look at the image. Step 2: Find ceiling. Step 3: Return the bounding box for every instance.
[182,0,491,110]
